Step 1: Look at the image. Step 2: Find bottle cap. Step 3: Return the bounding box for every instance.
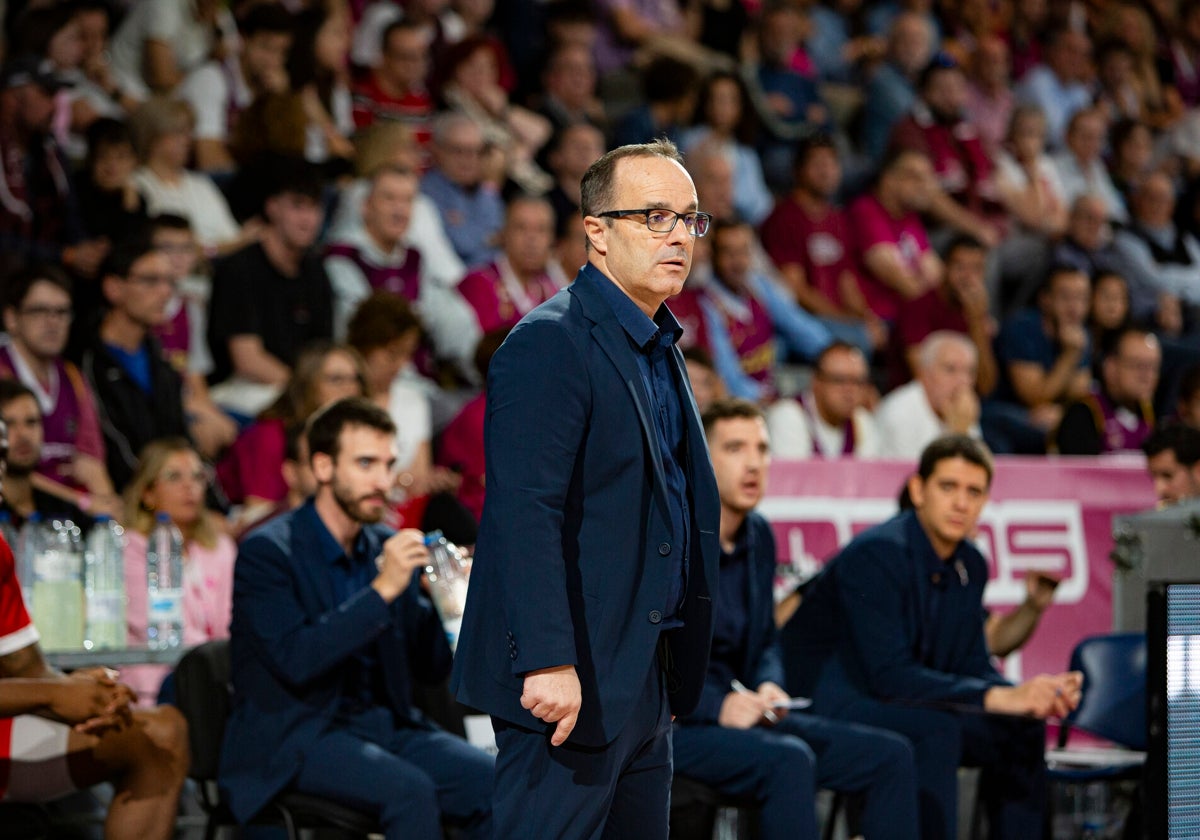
[155,512,171,523]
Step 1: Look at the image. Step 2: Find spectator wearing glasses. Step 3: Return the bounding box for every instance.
[419,112,504,269]
[0,264,118,513]
[766,341,881,459]
[81,232,190,492]
[1054,327,1160,455]
[351,18,435,141]
[121,438,235,701]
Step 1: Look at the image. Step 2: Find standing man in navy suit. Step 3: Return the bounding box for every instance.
[220,397,493,840]
[452,138,722,838]
[673,397,918,840]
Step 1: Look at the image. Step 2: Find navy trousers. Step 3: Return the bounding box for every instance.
[828,699,1047,840]
[291,708,494,840]
[673,712,919,840]
[491,659,673,840]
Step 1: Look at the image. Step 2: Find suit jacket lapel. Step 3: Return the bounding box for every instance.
[292,508,339,613]
[572,273,672,515]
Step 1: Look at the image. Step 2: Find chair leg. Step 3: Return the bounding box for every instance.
[823,792,845,840]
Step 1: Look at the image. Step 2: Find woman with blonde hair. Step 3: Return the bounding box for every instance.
[122,437,235,701]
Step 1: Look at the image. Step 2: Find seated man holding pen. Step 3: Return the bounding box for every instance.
[672,398,919,840]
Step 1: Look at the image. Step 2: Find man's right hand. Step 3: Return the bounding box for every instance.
[521,664,581,746]
[371,529,429,603]
[984,672,1083,718]
[718,690,773,729]
[1056,322,1088,355]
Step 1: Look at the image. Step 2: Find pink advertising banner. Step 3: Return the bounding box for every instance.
[760,456,1158,683]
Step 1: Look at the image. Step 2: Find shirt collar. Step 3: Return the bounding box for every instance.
[300,498,375,567]
[583,262,684,352]
[902,509,964,582]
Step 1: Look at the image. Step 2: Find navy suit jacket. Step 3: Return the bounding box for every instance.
[684,512,785,724]
[218,503,451,823]
[780,511,1007,713]
[451,264,721,747]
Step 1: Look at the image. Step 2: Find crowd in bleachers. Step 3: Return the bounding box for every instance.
[1,0,1200,539]
[3,0,1200,835]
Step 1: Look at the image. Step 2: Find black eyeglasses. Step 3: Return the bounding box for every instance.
[597,209,712,237]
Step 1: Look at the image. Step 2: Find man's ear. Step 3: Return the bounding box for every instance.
[311,451,334,484]
[906,473,925,511]
[583,215,607,255]
[100,274,120,308]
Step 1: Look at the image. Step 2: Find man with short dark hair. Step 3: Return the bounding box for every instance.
[674,397,917,840]
[892,235,998,393]
[699,218,832,401]
[0,380,89,527]
[81,232,190,491]
[220,396,493,840]
[985,264,1094,454]
[782,434,1083,840]
[760,134,880,353]
[351,18,434,139]
[1055,327,1160,455]
[889,56,1002,249]
[0,264,117,509]
[1143,423,1200,506]
[453,139,721,837]
[208,159,332,412]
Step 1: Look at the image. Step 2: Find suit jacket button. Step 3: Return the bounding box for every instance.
[510,648,517,660]
[648,610,662,624]
[658,542,671,556]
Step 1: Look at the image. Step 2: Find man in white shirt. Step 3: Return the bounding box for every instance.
[876,331,982,458]
[766,341,881,458]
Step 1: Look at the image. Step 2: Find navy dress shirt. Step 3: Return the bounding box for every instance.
[304,502,390,718]
[587,263,691,625]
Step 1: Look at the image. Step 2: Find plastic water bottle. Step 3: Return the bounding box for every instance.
[423,530,470,652]
[0,511,18,582]
[145,513,184,650]
[32,519,85,651]
[84,516,126,650]
[15,512,43,609]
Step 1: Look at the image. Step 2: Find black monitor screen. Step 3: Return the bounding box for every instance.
[1165,583,1200,838]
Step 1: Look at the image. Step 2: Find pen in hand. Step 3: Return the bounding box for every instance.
[731,678,779,724]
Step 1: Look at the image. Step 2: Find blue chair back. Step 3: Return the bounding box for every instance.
[1066,632,1146,750]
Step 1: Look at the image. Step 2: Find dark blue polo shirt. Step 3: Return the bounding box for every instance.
[586,262,691,625]
[302,501,391,717]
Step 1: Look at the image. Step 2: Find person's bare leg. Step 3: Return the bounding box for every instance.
[67,706,189,840]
